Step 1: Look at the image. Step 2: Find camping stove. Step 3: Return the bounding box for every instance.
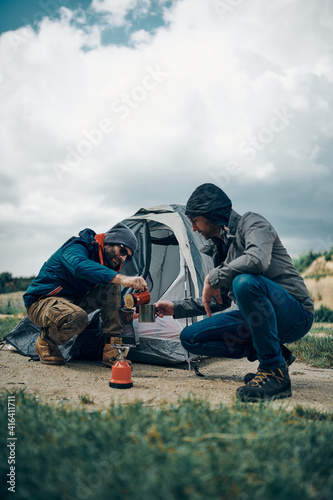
[109,344,133,389]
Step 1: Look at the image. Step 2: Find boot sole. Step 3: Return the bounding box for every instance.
[34,346,65,365]
[237,387,292,402]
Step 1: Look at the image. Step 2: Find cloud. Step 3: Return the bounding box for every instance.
[0,0,332,275]
[91,0,151,27]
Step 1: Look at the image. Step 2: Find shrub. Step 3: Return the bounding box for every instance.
[324,247,333,262]
[0,272,34,294]
[314,306,333,323]
[0,391,332,500]
[293,250,322,274]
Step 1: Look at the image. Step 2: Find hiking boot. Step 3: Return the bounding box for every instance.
[244,345,296,384]
[102,337,132,368]
[237,363,292,402]
[35,335,65,365]
[102,343,119,368]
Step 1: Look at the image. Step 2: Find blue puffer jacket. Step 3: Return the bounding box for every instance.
[24,228,118,308]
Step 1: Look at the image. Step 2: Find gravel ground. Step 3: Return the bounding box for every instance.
[1,345,332,413]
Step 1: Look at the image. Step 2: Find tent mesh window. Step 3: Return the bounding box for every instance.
[147,223,180,303]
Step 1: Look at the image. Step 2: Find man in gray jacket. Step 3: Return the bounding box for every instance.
[155,183,314,402]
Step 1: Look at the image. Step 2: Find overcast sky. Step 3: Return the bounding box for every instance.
[1,0,332,277]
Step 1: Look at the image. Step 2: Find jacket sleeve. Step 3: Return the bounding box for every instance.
[60,241,117,285]
[173,291,232,319]
[209,213,277,290]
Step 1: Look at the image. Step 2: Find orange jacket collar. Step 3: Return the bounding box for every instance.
[94,233,122,271]
[94,233,105,265]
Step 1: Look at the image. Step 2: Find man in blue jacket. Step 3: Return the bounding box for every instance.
[156,184,314,402]
[24,223,147,367]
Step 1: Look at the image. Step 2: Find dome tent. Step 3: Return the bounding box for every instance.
[120,204,214,365]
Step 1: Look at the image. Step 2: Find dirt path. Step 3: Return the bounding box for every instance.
[1,346,332,412]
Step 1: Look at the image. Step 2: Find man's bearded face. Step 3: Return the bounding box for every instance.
[190,216,221,240]
[104,245,124,271]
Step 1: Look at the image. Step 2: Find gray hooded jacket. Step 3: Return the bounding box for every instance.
[173,184,314,319]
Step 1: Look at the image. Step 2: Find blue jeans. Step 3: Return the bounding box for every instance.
[180,274,314,369]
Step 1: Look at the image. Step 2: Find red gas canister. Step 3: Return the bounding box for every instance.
[109,360,133,389]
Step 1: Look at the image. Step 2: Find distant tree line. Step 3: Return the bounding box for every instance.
[292,247,333,274]
[1,246,332,294]
[0,272,34,294]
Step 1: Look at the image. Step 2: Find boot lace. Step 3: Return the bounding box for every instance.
[250,368,284,386]
[44,342,61,357]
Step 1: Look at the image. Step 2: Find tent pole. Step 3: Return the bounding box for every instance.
[184,261,189,327]
[184,261,192,371]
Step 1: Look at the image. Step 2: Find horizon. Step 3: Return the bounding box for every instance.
[2,240,332,279]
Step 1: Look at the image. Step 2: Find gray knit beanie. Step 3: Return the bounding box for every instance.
[104,223,138,255]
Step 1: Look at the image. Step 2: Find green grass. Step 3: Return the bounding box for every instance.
[0,301,22,315]
[0,292,25,315]
[289,331,333,368]
[0,316,21,341]
[310,325,333,334]
[78,394,95,405]
[0,390,332,500]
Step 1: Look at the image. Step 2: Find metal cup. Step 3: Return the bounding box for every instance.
[120,307,134,325]
[138,304,155,323]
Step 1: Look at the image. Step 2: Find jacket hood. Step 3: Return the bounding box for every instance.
[78,228,97,240]
[185,183,232,227]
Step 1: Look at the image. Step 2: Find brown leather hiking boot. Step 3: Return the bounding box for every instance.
[102,337,132,368]
[35,335,65,365]
[102,343,119,368]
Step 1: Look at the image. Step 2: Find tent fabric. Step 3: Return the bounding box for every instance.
[6,204,214,365]
[5,310,103,362]
[121,204,213,304]
[117,204,214,363]
[5,312,189,365]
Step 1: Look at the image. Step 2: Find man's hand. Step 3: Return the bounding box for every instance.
[111,274,148,291]
[154,300,175,317]
[202,274,222,317]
